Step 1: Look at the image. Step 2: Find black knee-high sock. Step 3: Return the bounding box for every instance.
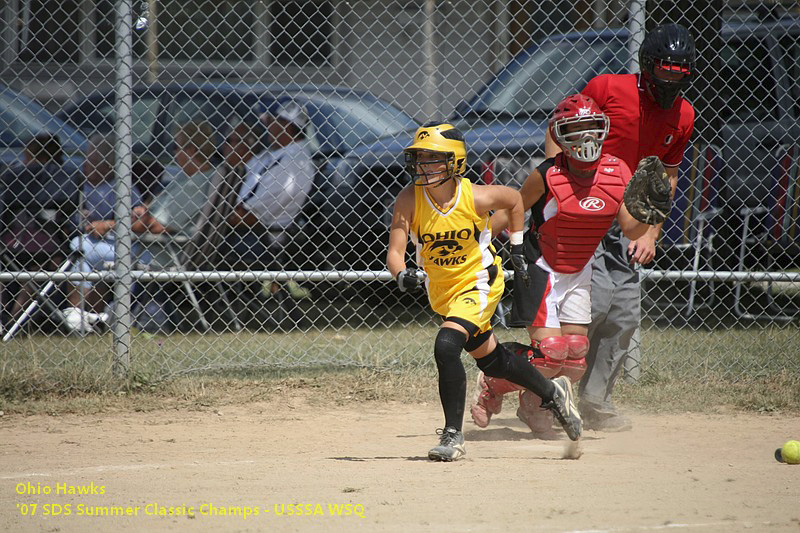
[477,343,556,401]
[434,328,468,431]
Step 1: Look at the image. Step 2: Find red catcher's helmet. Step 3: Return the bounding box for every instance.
[549,93,610,172]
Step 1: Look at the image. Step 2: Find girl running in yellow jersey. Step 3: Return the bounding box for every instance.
[387,122,583,461]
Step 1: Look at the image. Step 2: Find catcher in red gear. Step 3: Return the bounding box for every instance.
[472,94,656,437]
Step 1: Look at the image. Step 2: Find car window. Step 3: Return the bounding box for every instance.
[86,98,159,146]
[779,35,800,118]
[314,95,417,151]
[717,36,777,123]
[477,37,627,116]
[166,94,233,142]
[0,93,50,146]
[0,90,86,158]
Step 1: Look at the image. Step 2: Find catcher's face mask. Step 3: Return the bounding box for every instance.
[549,93,610,171]
[552,115,609,165]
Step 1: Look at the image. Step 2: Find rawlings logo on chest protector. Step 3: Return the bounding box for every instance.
[579,197,605,211]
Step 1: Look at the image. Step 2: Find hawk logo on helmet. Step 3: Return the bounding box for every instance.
[579,197,605,211]
[405,122,468,187]
[578,106,592,116]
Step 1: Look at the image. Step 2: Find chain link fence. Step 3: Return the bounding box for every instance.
[0,0,798,385]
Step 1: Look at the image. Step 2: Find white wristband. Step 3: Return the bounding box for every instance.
[509,231,524,246]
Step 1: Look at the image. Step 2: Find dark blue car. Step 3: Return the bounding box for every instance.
[57,82,420,269]
[332,12,800,271]
[0,84,87,175]
[57,83,418,166]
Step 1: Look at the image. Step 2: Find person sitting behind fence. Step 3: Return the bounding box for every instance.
[176,115,265,274]
[213,115,271,270]
[130,120,219,331]
[227,99,315,299]
[60,133,146,334]
[0,133,79,321]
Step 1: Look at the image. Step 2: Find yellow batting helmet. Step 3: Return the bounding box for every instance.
[404,122,467,186]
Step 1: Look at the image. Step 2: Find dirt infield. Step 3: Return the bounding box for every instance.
[1,396,798,533]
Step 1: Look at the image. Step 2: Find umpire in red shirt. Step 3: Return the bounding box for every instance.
[545,23,696,431]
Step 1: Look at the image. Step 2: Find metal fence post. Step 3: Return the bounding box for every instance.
[421,0,439,120]
[112,0,135,378]
[627,0,646,73]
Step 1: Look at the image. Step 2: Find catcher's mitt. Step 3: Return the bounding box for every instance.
[623,155,672,225]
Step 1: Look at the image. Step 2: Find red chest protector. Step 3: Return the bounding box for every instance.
[536,153,629,273]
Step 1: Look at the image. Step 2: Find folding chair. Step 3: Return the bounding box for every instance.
[180,162,249,332]
[3,176,126,340]
[136,164,246,333]
[645,143,723,317]
[1,202,80,341]
[135,232,216,331]
[1,249,74,341]
[733,143,800,321]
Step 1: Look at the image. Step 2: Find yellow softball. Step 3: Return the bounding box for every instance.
[775,440,800,464]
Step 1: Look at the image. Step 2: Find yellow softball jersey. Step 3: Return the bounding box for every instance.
[411,178,504,332]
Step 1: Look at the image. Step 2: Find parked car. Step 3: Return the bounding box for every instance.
[331,12,800,271]
[0,84,86,176]
[57,83,418,167]
[57,82,420,268]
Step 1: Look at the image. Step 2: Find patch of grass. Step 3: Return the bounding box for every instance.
[640,323,800,379]
[1,322,798,416]
[0,368,442,416]
[614,370,800,414]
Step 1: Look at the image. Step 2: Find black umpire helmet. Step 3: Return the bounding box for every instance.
[639,23,696,109]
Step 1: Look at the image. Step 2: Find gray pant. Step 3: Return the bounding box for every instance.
[579,225,640,413]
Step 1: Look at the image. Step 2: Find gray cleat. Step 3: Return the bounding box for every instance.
[542,376,583,441]
[428,427,466,462]
[584,410,632,432]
